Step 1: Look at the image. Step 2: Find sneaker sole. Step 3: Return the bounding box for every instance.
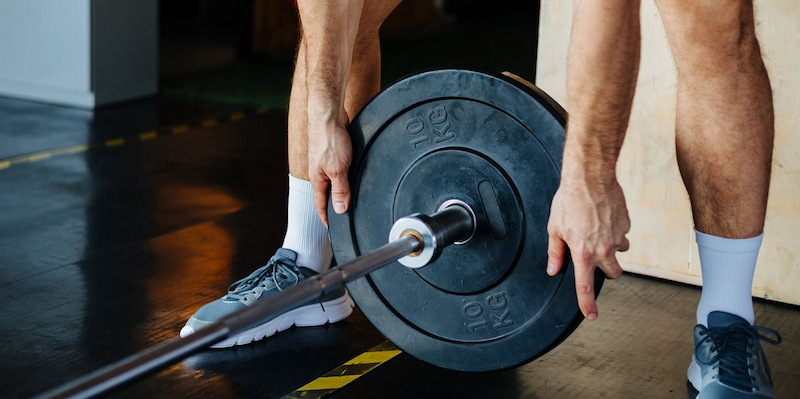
[686,380,699,399]
[180,293,355,348]
[687,355,702,396]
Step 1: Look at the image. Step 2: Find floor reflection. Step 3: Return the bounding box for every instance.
[2,97,385,398]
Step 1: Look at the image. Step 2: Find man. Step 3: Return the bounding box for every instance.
[183,1,782,397]
[179,0,402,347]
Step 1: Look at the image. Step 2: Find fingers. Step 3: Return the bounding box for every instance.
[310,168,351,227]
[573,256,598,321]
[597,235,628,279]
[329,171,351,215]
[310,176,330,227]
[619,236,630,252]
[599,256,624,280]
[547,232,566,276]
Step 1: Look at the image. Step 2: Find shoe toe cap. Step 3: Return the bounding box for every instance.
[181,298,247,336]
[179,325,195,338]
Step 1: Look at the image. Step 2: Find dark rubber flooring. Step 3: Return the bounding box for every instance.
[1,96,798,398]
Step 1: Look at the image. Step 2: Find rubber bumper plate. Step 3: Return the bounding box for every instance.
[328,69,603,372]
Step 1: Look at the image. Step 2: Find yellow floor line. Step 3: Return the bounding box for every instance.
[282,342,401,399]
[0,106,270,172]
[105,138,125,147]
[344,349,402,365]
[297,375,360,391]
[139,131,158,141]
[57,144,90,154]
[26,152,53,162]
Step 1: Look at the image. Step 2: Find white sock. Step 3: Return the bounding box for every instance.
[282,174,332,273]
[695,230,763,326]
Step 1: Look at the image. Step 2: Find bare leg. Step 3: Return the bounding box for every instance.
[657,5,780,393]
[287,42,310,179]
[344,27,382,121]
[287,0,400,180]
[181,2,404,343]
[656,0,773,238]
[656,0,773,334]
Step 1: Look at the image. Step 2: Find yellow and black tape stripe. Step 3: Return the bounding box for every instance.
[0,143,90,170]
[282,341,401,399]
[0,106,270,172]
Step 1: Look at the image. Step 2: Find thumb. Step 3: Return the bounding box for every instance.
[329,171,351,215]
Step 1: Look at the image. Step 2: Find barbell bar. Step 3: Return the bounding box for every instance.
[37,203,476,399]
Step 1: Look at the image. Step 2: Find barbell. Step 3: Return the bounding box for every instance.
[38,69,603,398]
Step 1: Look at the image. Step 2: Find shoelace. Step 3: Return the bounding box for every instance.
[695,324,782,392]
[225,257,300,300]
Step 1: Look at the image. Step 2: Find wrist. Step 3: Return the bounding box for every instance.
[561,121,623,186]
[561,143,618,187]
[307,99,347,133]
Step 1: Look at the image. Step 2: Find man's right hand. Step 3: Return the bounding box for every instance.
[308,118,353,227]
[545,167,631,321]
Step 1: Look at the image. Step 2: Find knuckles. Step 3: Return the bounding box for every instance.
[327,168,347,179]
[597,243,614,258]
[576,282,594,294]
[571,237,629,261]
[577,246,593,263]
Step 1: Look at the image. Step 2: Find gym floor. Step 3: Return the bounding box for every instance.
[2,6,799,399]
[1,95,799,399]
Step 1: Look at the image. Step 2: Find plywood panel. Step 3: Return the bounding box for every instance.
[536,1,800,305]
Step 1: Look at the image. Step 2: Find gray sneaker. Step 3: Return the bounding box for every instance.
[180,248,354,348]
[687,311,782,398]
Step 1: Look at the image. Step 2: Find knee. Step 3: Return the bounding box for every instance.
[661,0,761,67]
[353,0,401,54]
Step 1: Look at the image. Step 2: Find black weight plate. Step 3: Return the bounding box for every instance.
[328,69,603,372]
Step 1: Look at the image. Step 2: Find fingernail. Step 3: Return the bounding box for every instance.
[587,312,597,321]
[334,202,346,214]
[546,262,555,275]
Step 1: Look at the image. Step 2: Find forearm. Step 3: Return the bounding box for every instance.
[297,0,364,129]
[565,0,641,183]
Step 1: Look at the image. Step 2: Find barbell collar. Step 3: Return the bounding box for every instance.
[388,201,477,268]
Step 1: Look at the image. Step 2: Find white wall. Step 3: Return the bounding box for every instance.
[0,0,93,106]
[0,0,157,108]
